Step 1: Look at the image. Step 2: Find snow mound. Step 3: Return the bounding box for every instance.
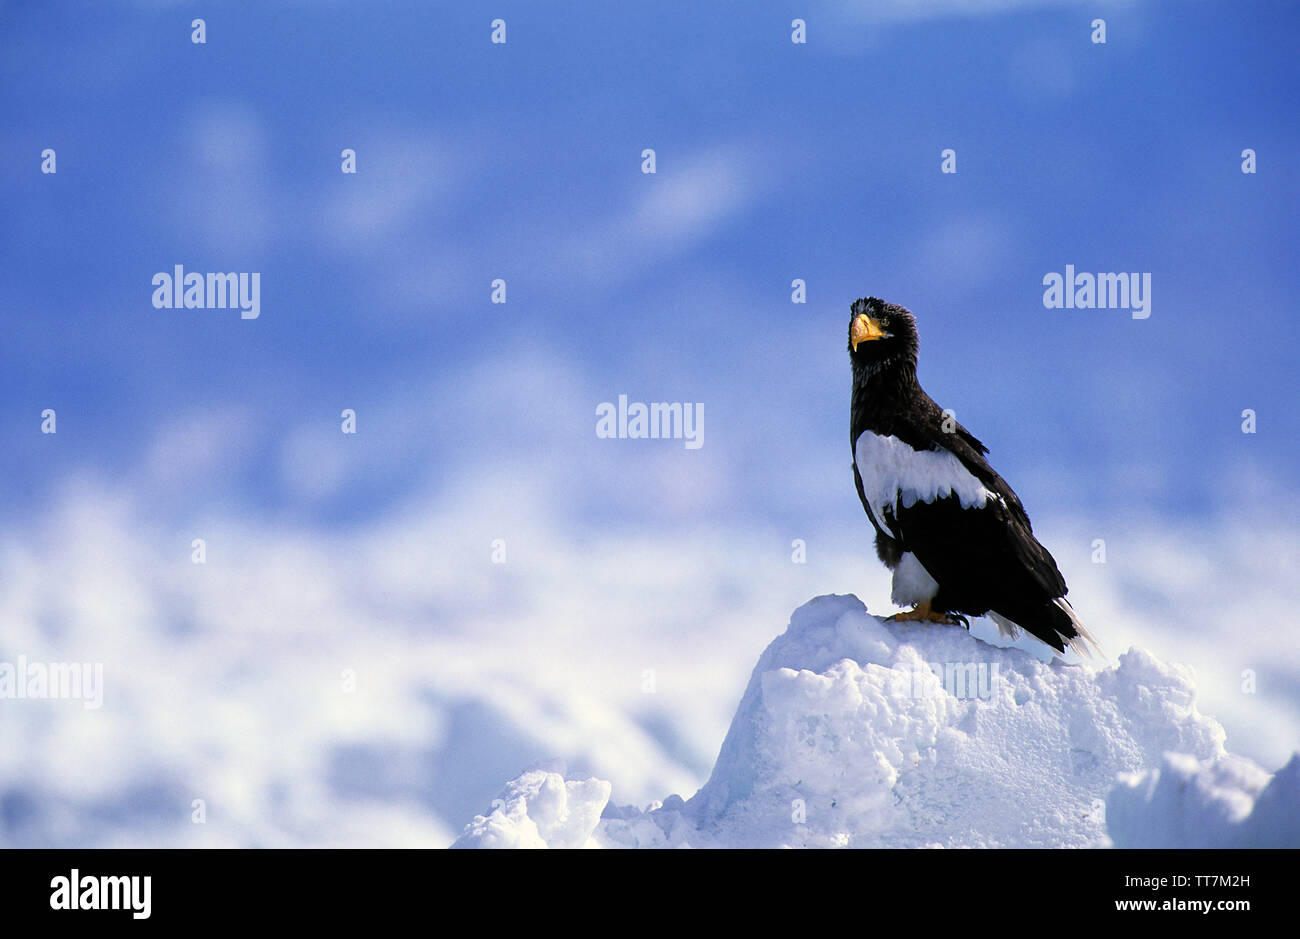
[453,595,1297,848]
[1107,752,1300,848]
[451,769,611,849]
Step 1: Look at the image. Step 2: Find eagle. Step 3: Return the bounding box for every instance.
[848,297,1099,656]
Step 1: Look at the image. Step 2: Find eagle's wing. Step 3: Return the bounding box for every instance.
[860,394,1090,653]
[913,412,1067,602]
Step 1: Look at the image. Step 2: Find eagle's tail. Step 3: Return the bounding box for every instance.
[990,598,1102,659]
[1053,597,1103,659]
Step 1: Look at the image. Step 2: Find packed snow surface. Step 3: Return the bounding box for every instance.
[455,594,1298,848]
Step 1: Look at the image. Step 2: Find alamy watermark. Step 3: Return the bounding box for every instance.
[50,869,150,919]
[0,655,103,709]
[151,265,260,319]
[596,394,703,449]
[1042,265,1150,319]
[906,661,1001,701]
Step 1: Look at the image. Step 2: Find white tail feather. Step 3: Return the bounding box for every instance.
[988,612,1021,641]
[1054,597,1103,659]
[990,602,1103,660]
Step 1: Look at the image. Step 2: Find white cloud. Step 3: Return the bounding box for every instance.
[316,129,465,254]
[144,407,258,488]
[187,101,265,171]
[834,0,1132,26]
[556,145,759,287]
[2,352,1294,846]
[913,215,1017,290]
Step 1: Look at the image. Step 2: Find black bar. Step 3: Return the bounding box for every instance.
[0,848,1288,925]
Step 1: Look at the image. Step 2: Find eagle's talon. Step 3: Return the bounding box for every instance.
[885,601,958,625]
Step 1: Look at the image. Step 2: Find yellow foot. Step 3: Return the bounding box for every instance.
[886,601,958,625]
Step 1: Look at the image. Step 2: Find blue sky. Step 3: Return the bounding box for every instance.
[3,0,1297,524]
[1,1,1297,845]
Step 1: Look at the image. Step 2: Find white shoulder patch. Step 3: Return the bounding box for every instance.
[854,430,999,536]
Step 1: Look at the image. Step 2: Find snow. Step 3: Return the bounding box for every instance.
[1108,752,1300,848]
[3,441,1294,847]
[454,594,1298,848]
[451,770,611,849]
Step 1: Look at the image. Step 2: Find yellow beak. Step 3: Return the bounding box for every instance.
[851,314,890,351]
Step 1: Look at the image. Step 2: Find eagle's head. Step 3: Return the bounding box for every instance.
[847,297,919,373]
